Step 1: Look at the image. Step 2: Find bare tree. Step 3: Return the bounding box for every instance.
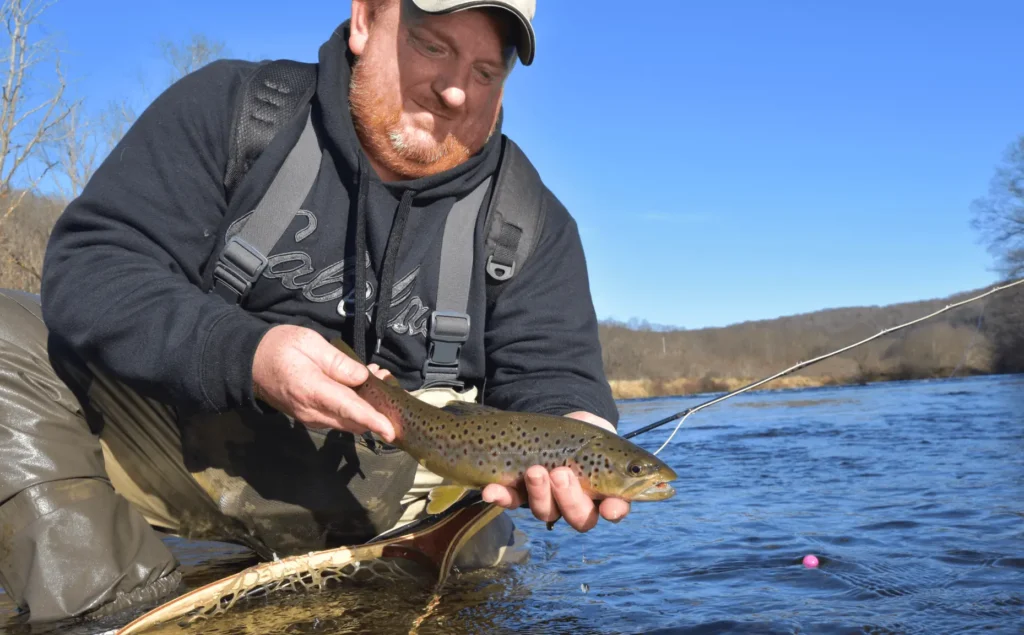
[42,30,228,206]
[41,97,96,200]
[0,0,71,217]
[159,32,227,87]
[969,134,1024,371]
[0,0,72,285]
[98,33,227,155]
[971,134,1024,278]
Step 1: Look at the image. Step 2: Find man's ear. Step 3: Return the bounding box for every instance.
[349,0,372,56]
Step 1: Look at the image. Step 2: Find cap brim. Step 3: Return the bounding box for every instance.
[410,0,535,66]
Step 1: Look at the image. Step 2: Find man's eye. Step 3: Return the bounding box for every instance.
[411,35,444,56]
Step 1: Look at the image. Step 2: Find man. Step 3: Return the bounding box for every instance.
[0,0,626,624]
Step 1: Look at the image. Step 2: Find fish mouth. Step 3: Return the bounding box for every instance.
[629,480,676,501]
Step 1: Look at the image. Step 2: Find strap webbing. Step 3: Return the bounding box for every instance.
[212,112,321,304]
[421,177,492,388]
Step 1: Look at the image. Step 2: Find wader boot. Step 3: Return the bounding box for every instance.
[0,289,181,624]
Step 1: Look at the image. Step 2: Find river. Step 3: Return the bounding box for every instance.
[2,374,1021,634]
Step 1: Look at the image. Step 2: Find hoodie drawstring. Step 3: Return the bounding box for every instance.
[352,160,415,364]
[373,189,414,353]
[352,156,371,363]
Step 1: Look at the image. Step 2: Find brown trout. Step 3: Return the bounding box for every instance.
[331,339,678,514]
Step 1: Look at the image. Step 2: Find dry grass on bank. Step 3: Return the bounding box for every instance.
[606,365,992,400]
[608,375,839,400]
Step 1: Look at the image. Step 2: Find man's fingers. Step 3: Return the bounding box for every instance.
[481,484,521,509]
[524,465,560,524]
[315,340,369,386]
[367,363,393,381]
[307,377,396,442]
[599,498,631,523]
[550,467,599,532]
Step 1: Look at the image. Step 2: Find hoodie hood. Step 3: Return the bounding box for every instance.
[314,20,504,202]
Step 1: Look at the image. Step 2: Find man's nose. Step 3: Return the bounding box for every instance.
[436,85,467,110]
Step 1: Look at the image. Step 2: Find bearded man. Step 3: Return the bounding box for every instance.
[0,0,625,624]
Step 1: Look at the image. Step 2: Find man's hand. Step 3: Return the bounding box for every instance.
[480,411,631,532]
[252,325,396,442]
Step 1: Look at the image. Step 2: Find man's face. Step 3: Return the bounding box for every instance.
[349,0,513,180]
[350,0,516,180]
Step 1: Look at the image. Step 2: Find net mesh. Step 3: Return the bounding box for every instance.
[179,556,425,625]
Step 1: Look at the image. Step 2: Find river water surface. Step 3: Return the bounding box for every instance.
[2,374,1021,634]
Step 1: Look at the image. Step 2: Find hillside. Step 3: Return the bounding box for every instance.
[599,283,1022,398]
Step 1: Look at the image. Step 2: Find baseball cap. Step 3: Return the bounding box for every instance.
[409,0,536,66]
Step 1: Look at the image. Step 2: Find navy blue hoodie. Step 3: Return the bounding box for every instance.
[41,22,618,426]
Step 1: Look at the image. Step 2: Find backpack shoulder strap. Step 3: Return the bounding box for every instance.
[421,176,492,389]
[209,59,319,304]
[421,137,547,389]
[224,60,319,198]
[483,136,546,303]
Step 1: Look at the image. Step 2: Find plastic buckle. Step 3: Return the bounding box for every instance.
[425,310,470,369]
[210,236,269,302]
[485,254,515,281]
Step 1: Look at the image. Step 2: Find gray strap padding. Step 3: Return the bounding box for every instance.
[212,112,322,303]
[422,177,492,388]
[437,177,492,314]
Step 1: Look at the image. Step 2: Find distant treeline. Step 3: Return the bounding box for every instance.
[599,284,1022,398]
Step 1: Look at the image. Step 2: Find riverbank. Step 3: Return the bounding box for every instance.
[607,367,993,400]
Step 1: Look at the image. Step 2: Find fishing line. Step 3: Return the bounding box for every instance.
[625,278,1024,450]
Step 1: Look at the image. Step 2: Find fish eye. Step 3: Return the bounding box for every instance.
[627,462,645,476]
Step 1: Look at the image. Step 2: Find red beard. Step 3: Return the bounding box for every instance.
[349,56,473,180]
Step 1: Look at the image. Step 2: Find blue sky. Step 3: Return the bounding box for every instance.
[37,0,1024,329]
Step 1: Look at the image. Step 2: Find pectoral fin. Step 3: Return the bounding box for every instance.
[426,485,472,515]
